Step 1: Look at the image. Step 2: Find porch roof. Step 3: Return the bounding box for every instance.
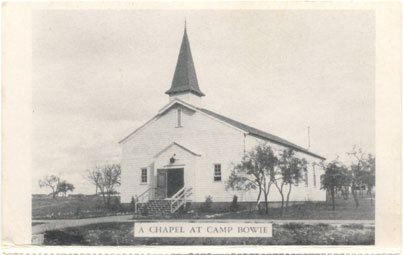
[153,142,201,158]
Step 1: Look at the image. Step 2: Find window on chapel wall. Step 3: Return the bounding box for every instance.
[313,164,317,187]
[176,108,182,127]
[214,164,222,182]
[141,168,147,183]
[304,168,308,187]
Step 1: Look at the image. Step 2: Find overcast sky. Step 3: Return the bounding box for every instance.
[32,10,375,194]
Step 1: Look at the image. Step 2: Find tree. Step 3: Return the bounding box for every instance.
[348,146,376,206]
[320,160,348,210]
[274,149,307,216]
[87,164,121,208]
[39,175,60,198]
[360,153,375,205]
[57,180,75,197]
[87,168,103,195]
[226,144,278,215]
[340,169,353,200]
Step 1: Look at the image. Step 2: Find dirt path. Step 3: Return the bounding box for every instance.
[32,215,133,234]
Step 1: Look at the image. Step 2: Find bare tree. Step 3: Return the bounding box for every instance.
[87,168,103,195]
[87,164,121,208]
[39,175,60,198]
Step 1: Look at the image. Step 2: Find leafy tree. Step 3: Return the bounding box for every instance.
[274,149,307,216]
[320,161,349,210]
[227,144,278,215]
[348,146,376,206]
[340,169,353,200]
[360,154,375,205]
[56,180,75,197]
[87,164,121,208]
[38,175,60,198]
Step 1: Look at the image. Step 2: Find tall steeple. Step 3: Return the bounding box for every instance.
[166,23,205,106]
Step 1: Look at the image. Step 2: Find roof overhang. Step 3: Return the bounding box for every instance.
[153,142,201,158]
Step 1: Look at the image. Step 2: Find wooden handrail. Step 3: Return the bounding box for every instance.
[134,188,155,213]
[170,187,192,213]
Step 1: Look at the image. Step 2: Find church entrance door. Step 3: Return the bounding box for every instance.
[156,169,167,199]
[167,168,184,198]
[156,168,184,199]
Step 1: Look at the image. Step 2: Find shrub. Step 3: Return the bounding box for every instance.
[200,196,213,213]
[282,223,305,230]
[74,205,81,217]
[141,204,149,216]
[130,196,136,212]
[229,195,239,212]
[178,203,189,214]
[110,199,121,211]
[341,223,364,230]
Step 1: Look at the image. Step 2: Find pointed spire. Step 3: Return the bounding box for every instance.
[165,23,205,97]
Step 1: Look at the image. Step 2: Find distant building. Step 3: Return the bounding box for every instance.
[119,26,326,208]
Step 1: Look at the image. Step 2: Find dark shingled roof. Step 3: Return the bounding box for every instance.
[199,108,325,160]
[165,27,205,97]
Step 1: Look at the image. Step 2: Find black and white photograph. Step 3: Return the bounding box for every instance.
[2,2,401,251]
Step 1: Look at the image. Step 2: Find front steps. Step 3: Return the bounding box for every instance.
[137,200,172,216]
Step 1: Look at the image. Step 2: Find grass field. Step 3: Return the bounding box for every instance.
[33,194,374,220]
[32,195,128,220]
[212,196,375,220]
[132,196,375,221]
[42,222,374,245]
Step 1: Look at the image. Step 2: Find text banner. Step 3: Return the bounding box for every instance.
[134,222,272,238]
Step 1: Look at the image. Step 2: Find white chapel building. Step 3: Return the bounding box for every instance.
[119,27,326,209]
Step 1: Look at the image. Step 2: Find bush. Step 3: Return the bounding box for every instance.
[229,195,239,212]
[282,223,305,230]
[141,204,149,216]
[110,199,122,211]
[130,196,136,212]
[200,196,213,213]
[341,223,364,230]
[178,203,189,214]
[74,205,81,217]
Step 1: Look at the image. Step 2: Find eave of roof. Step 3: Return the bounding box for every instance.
[154,142,201,158]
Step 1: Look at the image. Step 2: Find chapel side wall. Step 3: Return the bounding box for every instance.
[120,105,246,203]
[237,135,326,203]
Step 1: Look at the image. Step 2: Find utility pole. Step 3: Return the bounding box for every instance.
[307,126,311,150]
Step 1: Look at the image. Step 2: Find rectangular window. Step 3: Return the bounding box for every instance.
[313,164,317,187]
[176,109,182,127]
[141,168,147,183]
[214,164,222,182]
[304,168,308,187]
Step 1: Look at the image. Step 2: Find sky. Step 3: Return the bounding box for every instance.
[32,10,375,194]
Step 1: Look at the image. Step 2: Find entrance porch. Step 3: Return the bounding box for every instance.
[156,168,184,199]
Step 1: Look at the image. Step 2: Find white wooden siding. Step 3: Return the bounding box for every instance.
[120,104,325,203]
